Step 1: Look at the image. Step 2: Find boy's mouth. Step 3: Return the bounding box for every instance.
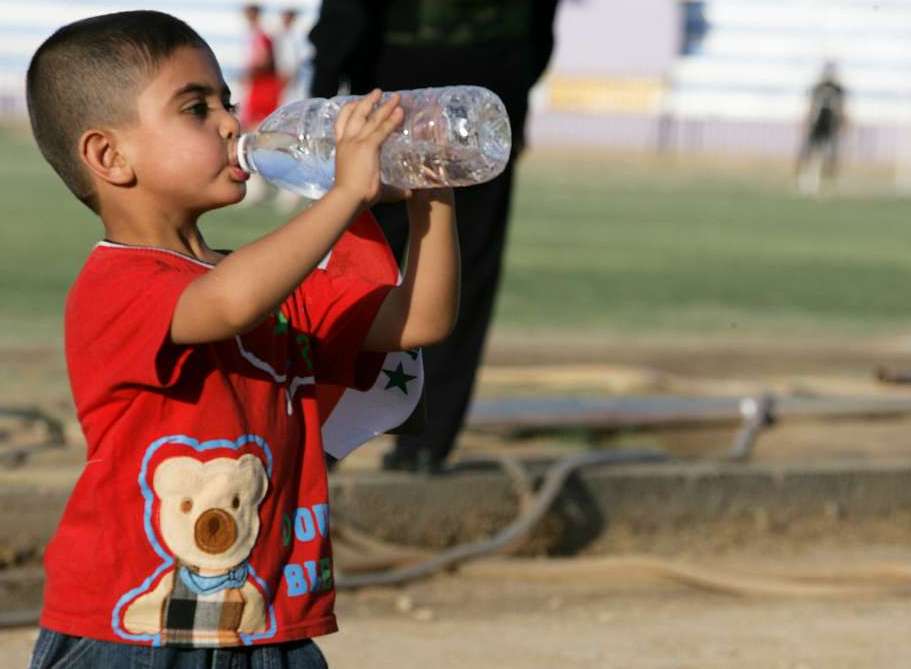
[229,165,250,182]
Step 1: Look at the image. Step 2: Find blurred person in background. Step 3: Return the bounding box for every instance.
[273,7,317,212]
[796,61,847,196]
[241,3,283,206]
[275,8,315,104]
[309,0,561,473]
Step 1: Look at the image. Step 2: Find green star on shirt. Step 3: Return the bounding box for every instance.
[274,310,289,335]
[382,362,417,395]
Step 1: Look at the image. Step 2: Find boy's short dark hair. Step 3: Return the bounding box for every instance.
[26,11,209,212]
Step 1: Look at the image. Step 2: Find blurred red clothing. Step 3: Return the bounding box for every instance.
[242,28,283,128]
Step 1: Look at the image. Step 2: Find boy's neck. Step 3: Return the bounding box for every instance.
[100,203,222,264]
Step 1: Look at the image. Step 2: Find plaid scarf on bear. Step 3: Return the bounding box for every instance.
[161,562,251,647]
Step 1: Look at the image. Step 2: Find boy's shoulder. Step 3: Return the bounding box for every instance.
[67,243,208,323]
[74,243,210,284]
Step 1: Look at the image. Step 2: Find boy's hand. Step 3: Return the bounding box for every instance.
[334,89,404,209]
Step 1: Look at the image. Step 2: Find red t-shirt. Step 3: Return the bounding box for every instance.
[40,213,396,647]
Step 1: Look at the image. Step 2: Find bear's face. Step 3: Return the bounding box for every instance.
[153,454,269,571]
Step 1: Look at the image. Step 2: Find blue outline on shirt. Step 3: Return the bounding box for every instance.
[110,433,277,646]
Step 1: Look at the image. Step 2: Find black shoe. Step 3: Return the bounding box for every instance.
[381,448,444,475]
[414,449,444,476]
[381,449,418,472]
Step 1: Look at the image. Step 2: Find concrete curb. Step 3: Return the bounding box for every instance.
[329,458,911,553]
[4,458,911,555]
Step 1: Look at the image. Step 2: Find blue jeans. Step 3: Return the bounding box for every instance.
[29,628,329,669]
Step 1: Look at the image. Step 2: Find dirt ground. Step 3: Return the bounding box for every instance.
[4,547,911,668]
[4,333,911,668]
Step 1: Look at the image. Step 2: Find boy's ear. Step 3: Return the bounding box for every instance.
[78,129,136,187]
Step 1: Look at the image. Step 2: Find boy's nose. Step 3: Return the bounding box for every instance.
[220,113,240,140]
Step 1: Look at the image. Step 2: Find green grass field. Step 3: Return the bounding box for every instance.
[2,126,911,345]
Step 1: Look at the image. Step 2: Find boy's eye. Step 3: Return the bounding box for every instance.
[187,102,209,118]
[184,98,238,119]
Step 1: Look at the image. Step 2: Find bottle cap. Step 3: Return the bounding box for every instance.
[236,134,253,174]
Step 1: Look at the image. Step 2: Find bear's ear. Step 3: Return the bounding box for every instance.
[236,454,269,505]
[153,456,204,498]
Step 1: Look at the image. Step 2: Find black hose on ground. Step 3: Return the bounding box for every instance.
[335,448,668,589]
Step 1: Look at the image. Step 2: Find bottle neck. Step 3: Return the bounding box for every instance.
[236,133,254,174]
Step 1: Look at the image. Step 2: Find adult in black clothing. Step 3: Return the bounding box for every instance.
[796,61,847,195]
[310,0,560,472]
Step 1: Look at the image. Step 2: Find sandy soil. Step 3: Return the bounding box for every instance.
[4,550,911,669]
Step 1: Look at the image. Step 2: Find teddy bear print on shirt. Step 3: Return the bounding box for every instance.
[123,454,269,646]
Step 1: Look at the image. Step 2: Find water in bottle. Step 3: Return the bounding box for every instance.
[235,86,512,200]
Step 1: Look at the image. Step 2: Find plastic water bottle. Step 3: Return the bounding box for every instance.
[235,86,512,200]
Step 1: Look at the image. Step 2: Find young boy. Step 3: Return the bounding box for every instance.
[25,10,458,668]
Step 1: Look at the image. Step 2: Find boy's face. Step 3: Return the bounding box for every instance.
[119,46,247,214]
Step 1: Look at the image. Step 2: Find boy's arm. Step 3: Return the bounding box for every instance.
[170,90,403,345]
[362,187,460,352]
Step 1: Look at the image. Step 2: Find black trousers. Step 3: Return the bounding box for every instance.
[372,162,517,465]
